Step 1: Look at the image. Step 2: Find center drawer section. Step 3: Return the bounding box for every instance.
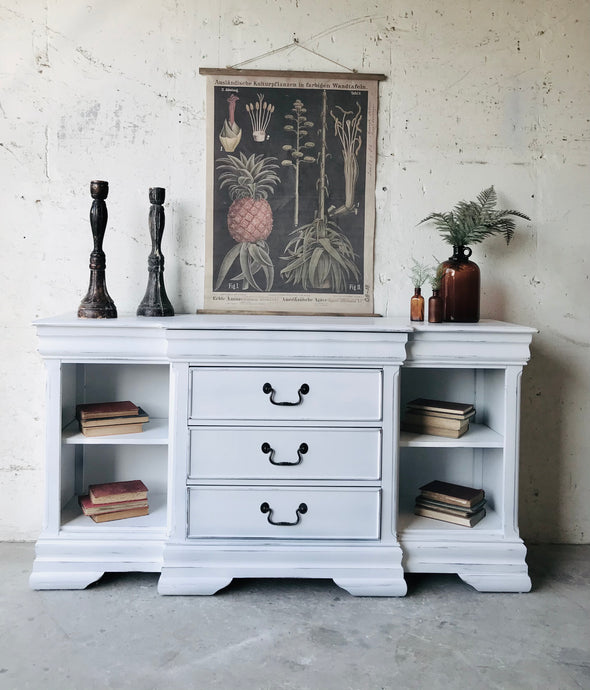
[187,487,381,540]
[189,367,382,422]
[189,427,381,480]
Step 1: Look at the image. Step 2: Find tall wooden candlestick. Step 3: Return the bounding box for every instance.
[78,180,117,319]
[137,187,174,317]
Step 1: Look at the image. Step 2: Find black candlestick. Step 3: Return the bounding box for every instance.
[78,180,117,319]
[137,187,174,317]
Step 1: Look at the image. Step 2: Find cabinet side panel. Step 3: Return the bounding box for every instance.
[478,369,505,434]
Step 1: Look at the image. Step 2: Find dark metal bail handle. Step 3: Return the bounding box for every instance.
[260,501,308,526]
[261,442,308,466]
[262,382,309,406]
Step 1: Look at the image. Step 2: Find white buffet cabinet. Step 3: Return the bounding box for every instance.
[30,315,535,595]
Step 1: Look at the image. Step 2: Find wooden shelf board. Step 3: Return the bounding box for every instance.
[398,507,502,535]
[399,423,503,448]
[62,418,169,445]
[60,493,167,535]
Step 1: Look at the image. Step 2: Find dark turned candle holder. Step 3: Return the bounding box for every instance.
[78,180,117,319]
[137,187,174,317]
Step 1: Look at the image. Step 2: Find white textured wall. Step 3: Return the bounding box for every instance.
[1,0,588,542]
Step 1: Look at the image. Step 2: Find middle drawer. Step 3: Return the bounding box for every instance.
[189,427,382,480]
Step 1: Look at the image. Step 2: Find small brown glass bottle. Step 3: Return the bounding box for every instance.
[428,289,443,323]
[410,287,424,321]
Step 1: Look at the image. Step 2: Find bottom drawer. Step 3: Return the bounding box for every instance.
[187,487,381,540]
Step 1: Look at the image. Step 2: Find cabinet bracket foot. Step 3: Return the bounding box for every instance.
[457,570,532,593]
[333,576,407,597]
[29,568,104,590]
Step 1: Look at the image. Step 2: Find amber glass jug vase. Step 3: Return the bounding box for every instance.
[439,246,481,322]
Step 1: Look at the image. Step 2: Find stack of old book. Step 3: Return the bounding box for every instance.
[76,400,149,437]
[79,480,149,523]
[401,398,475,438]
[414,480,486,527]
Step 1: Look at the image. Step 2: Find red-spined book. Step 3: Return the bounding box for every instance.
[76,400,139,421]
[88,480,148,504]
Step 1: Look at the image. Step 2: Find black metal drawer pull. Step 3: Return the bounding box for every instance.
[260,501,308,526]
[262,382,309,406]
[261,442,308,466]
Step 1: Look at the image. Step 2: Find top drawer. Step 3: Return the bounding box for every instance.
[189,368,382,422]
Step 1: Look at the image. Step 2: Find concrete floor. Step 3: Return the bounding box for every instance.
[1,544,588,690]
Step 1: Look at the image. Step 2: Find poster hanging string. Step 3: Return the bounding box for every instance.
[229,38,358,73]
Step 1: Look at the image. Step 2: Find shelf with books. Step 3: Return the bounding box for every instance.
[399,423,503,448]
[399,367,506,439]
[56,442,168,543]
[62,417,169,445]
[60,491,167,535]
[398,322,536,592]
[398,367,506,534]
[60,362,170,432]
[398,506,503,534]
[29,350,172,589]
[397,446,503,534]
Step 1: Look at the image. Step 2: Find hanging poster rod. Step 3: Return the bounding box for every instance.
[199,67,386,81]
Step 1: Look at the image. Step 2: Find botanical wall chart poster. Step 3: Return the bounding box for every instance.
[201,69,382,315]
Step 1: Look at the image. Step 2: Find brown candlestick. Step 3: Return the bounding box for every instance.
[137,187,174,317]
[78,180,117,319]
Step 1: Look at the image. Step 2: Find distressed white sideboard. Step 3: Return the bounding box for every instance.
[30,315,535,595]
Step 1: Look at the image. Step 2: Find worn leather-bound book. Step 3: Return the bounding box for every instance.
[406,398,474,417]
[88,480,148,504]
[81,422,144,437]
[418,480,484,508]
[401,418,470,438]
[402,409,476,428]
[81,408,149,428]
[89,506,150,523]
[76,400,139,421]
[79,495,148,515]
[414,505,486,527]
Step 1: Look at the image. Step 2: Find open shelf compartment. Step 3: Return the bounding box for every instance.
[58,362,170,532]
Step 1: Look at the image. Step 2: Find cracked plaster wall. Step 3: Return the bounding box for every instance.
[0,0,588,542]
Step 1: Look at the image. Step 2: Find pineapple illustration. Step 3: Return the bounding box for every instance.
[215,152,281,291]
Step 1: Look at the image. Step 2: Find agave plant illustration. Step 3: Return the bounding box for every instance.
[418,186,530,247]
[281,98,316,227]
[215,152,281,291]
[281,216,360,291]
[281,90,360,291]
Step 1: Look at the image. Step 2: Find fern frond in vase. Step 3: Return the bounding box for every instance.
[418,186,530,247]
[417,186,531,323]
